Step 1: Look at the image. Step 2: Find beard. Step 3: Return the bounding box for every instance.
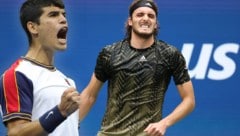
[132,27,154,39]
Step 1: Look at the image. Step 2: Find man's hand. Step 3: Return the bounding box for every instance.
[144,120,168,136]
[58,87,81,117]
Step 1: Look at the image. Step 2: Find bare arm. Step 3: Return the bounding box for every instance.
[79,73,103,121]
[7,119,47,136]
[162,80,195,127]
[6,87,81,136]
[144,81,195,136]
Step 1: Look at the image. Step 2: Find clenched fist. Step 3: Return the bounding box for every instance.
[58,87,81,117]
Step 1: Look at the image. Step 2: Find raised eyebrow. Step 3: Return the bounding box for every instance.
[47,11,59,16]
[48,10,66,16]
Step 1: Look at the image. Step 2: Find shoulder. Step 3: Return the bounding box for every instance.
[1,58,25,78]
[102,40,127,52]
[155,40,179,53]
[153,40,181,59]
[97,40,127,59]
[1,58,36,84]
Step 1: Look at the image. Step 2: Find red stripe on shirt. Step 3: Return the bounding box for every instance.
[3,59,22,113]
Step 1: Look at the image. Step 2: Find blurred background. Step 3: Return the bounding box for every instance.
[0,0,239,135]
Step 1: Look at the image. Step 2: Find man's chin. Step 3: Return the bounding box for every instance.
[133,30,154,39]
[138,33,153,39]
[56,45,67,51]
[60,38,67,43]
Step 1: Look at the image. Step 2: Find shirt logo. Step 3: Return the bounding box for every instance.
[139,55,147,62]
[45,111,54,119]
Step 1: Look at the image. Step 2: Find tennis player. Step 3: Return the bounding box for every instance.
[79,0,195,136]
[0,0,81,135]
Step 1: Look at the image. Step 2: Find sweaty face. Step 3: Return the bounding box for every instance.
[128,7,157,38]
[36,6,68,52]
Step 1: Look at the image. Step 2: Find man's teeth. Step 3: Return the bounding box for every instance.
[141,25,149,28]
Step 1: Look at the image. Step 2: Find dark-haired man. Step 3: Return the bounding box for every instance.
[0,0,80,135]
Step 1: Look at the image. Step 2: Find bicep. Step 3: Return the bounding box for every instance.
[83,73,104,98]
[176,81,195,100]
[176,81,196,114]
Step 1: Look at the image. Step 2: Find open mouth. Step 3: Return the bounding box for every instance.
[140,23,150,29]
[57,27,68,39]
[140,25,150,28]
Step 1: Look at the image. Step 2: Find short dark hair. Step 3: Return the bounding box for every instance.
[124,0,159,41]
[20,0,65,43]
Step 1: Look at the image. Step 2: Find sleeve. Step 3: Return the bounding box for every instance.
[94,46,112,82]
[169,48,191,85]
[0,69,34,124]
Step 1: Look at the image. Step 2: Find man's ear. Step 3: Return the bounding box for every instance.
[154,22,158,29]
[27,21,38,35]
[128,17,133,26]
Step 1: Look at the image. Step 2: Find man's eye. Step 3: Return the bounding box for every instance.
[148,14,155,18]
[49,12,58,17]
[136,13,144,17]
[62,13,66,17]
